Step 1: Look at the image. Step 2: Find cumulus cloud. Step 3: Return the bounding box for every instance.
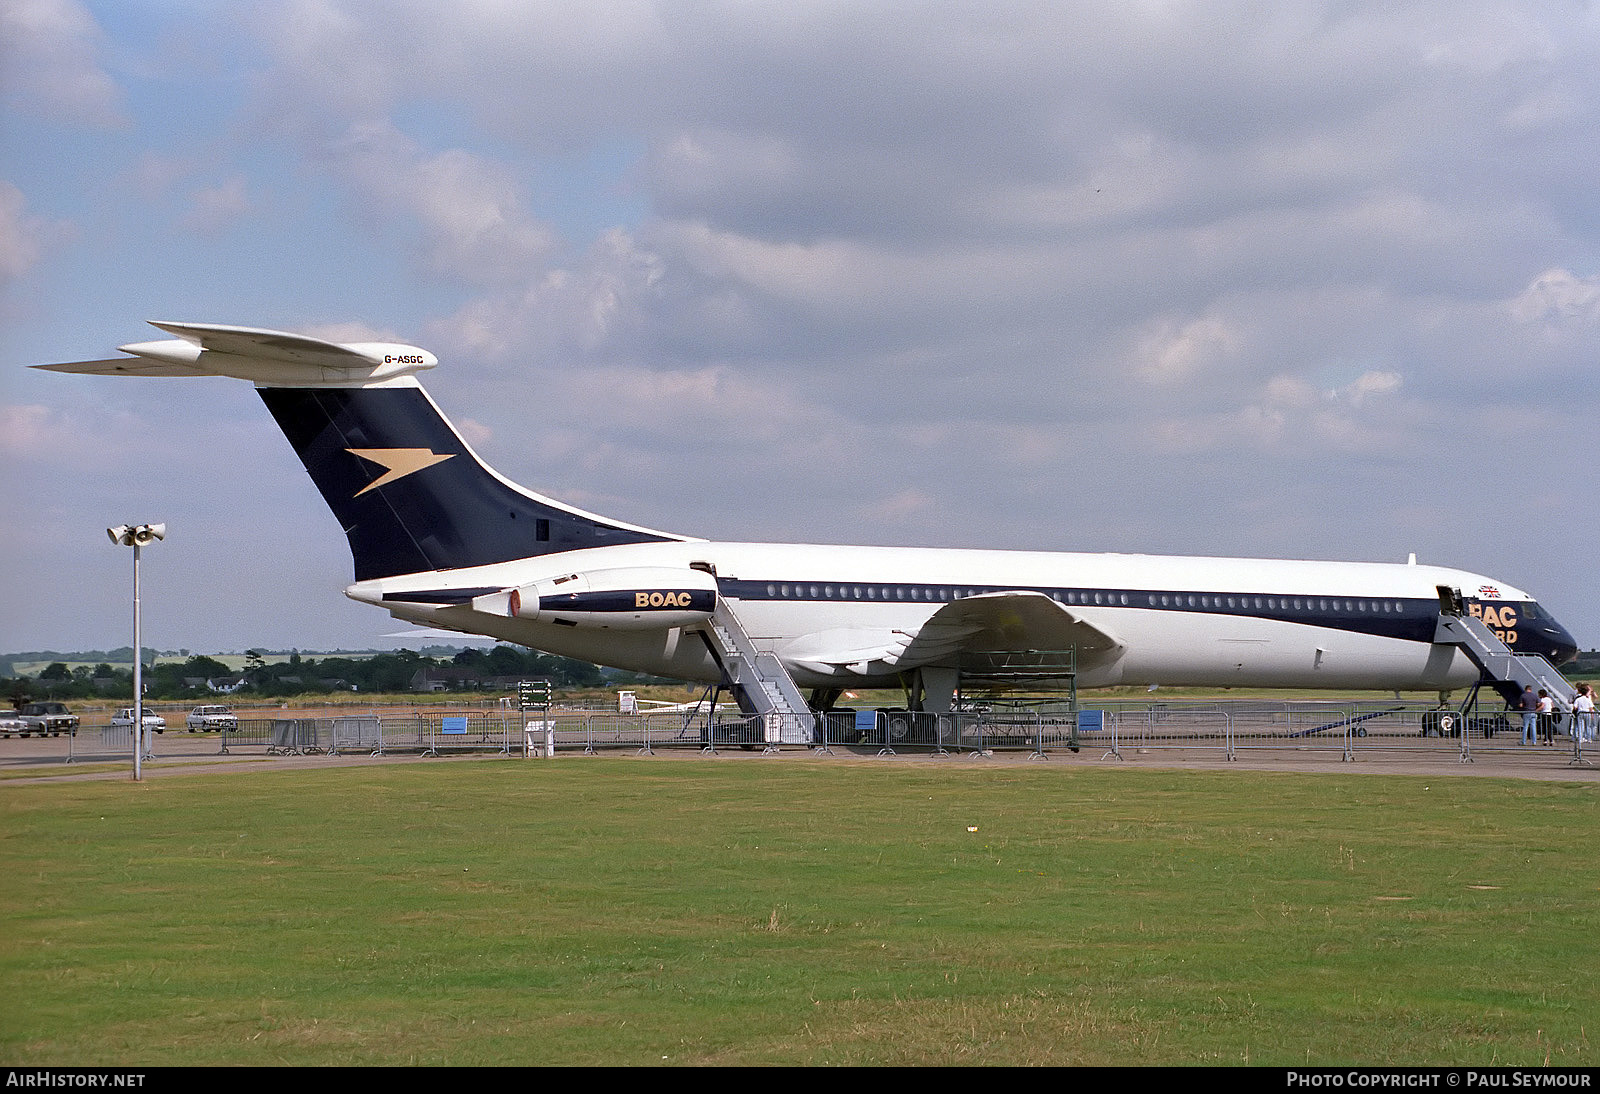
[0,0,125,126]
[0,403,57,454]
[179,175,255,236]
[1509,269,1600,325]
[0,401,152,466]
[130,153,195,202]
[1135,314,1246,384]
[433,228,664,362]
[1145,366,1409,458]
[302,319,406,344]
[1337,370,1403,406]
[0,180,72,287]
[858,488,937,525]
[314,120,559,285]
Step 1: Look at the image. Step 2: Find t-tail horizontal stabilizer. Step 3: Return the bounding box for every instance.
[33,320,438,387]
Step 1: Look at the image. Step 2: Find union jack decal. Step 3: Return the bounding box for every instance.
[1478,585,1502,599]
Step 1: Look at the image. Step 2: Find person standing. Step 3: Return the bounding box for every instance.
[1537,689,1555,743]
[1573,684,1596,745]
[1520,685,1538,745]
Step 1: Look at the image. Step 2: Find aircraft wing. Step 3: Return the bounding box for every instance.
[779,591,1124,676]
[31,356,209,377]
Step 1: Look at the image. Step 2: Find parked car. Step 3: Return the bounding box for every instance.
[186,704,238,732]
[0,710,28,738]
[110,707,165,734]
[19,701,79,736]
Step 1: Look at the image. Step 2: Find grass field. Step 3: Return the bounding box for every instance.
[3,758,1597,1066]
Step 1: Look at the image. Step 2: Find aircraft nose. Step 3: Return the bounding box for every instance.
[1545,617,1580,666]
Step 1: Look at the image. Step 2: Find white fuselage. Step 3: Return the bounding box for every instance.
[350,539,1525,693]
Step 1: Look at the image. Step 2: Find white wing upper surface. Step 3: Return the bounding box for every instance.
[33,321,436,386]
[779,591,1124,676]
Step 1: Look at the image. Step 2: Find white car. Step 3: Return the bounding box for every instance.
[111,707,165,734]
[19,701,79,736]
[186,705,238,732]
[0,710,27,738]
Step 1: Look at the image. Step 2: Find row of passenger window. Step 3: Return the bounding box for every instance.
[759,583,1410,615]
[766,583,984,602]
[1145,593,1409,614]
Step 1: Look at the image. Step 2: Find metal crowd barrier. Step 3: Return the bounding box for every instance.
[812,710,952,754]
[421,712,515,756]
[215,711,520,757]
[268,718,324,755]
[807,710,1084,757]
[67,723,145,764]
[33,698,1596,769]
[328,715,383,755]
[217,718,280,754]
[698,714,767,752]
[1075,700,1597,763]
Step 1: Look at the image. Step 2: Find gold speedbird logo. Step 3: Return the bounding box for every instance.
[347,448,455,496]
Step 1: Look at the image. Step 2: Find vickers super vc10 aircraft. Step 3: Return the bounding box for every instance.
[39,322,1579,718]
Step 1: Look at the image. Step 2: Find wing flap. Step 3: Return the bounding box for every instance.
[777,591,1125,676]
[901,591,1123,663]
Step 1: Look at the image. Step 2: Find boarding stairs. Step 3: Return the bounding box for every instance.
[702,599,816,745]
[1434,612,1576,712]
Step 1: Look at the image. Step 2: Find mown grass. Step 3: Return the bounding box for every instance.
[3,758,1596,1066]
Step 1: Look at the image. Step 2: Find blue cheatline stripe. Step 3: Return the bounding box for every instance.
[717,577,1442,644]
[541,590,717,614]
[382,587,503,604]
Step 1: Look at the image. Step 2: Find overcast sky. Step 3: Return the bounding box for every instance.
[2,0,1596,656]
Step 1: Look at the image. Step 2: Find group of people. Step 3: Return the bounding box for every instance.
[1575,683,1597,745]
[1520,682,1598,745]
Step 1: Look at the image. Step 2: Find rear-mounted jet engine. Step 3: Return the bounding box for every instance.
[473,566,718,630]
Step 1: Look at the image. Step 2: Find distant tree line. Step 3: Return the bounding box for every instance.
[0,648,138,679]
[4,645,631,705]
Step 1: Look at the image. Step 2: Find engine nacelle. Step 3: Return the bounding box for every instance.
[474,566,718,630]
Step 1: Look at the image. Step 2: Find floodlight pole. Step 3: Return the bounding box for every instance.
[132,540,144,781]
[109,523,165,781]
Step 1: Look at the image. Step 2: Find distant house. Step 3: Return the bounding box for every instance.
[411,668,451,692]
[408,667,526,693]
[186,677,248,693]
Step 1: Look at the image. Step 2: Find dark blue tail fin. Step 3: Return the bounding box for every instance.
[260,382,676,581]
